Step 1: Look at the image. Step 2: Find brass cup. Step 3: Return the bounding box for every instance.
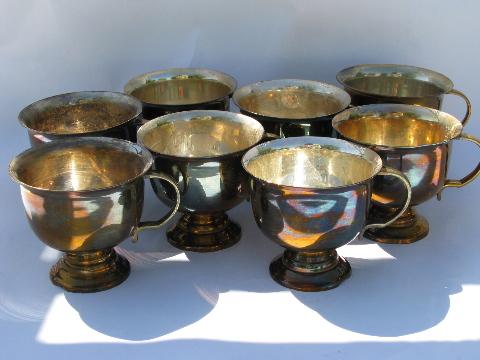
[337,64,471,125]
[124,68,237,120]
[333,104,480,244]
[137,110,265,252]
[242,137,412,291]
[233,79,351,137]
[18,91,143,146]
[9,137,180,292]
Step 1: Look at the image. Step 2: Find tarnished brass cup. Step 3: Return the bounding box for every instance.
[337,64,471,125]
[124,68,237,120]
[242,137,412,291]
[9,137,180,292]
[18,91,143,146]
[137,110,264,252]
[333,104,480,244]
[233,79,351,137]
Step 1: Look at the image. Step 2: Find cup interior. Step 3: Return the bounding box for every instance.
[337,64,453,98]
[243,137,381,189]
[234,80,350,119]
[10,138,151,192]
[138,111,264,158]
[125,68,236,106]
[19,92,141,135]
[333,104,462,148]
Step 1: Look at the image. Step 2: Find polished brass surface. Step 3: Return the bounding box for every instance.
[167,213,241,252]
[233,79,350,137]
[124,68,237,120]
[138,110,264,252]
[139,112,264,158]
[9,137,180,292]
[333,104,480,244]
[50,249,130,293]
[242,137,412,291]
[245,145,380,188]
[337,64,472,125]
[18,91,142,146]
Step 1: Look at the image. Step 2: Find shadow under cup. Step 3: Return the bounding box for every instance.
[333,104,480,244]
[9,137,180,293]
[137,110,264,252]
[242,137,412,291]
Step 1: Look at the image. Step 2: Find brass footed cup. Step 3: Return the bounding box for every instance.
[242,137,412,291]
[337,64,471,125]
[333,104,480,244]
[18,91,143,146]
[124,68,237,120]
[233,79,351,137]
[137,110,264,252]
[9,137,180,292]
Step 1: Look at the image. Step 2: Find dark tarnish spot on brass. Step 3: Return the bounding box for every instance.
[29,100,137,134]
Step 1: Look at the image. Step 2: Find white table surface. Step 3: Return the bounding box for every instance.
[1,172,479,359]
[1,1,480,358]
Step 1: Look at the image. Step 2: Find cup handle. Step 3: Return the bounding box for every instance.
[437,133,480,200]
[363,166,412,232]
[447,89,472,126]
[131,170,181,242]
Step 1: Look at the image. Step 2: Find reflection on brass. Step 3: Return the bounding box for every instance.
[130,78,232,106]
[335,110,461,148]
[18,91,142,146]
[333,103,480,244]
[233,79,350,137]
[337,64,472,125]
[9,137,180,292]
[124,68,237,120]
[242,137,412,291]
[245,145,379,188]
[139,114,264,158]
[138,110,264,252]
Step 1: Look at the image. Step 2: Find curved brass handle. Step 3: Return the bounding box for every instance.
[131,170,181,241]
[441,133,480,192]
[448,89,471,126]
[363,166,412,232]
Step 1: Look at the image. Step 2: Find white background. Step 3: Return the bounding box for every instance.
[1,0,479,359]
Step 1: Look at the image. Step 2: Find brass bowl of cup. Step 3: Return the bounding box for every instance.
[333,104,480,244]
[336,64,471,125]
[233,79,350,137]
[124,68,237,120]
[18,91,142,146]
[9,137,180,292]
[137,110,264,252]
[242,136,412,291]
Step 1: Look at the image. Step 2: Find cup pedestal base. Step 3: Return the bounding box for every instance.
[49,248,130,293]
[167,212,241,252]
[364,206,429,244]
[269,249,351,291]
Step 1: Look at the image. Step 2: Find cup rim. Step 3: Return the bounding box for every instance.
[232,79,351,120]
[241,136,383,190]
[9,137,153,194]
[332,103,463,149]
[336,63,454,98]
[124,67,237,106]
[18,91,142,136]
[137,110,265,161]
